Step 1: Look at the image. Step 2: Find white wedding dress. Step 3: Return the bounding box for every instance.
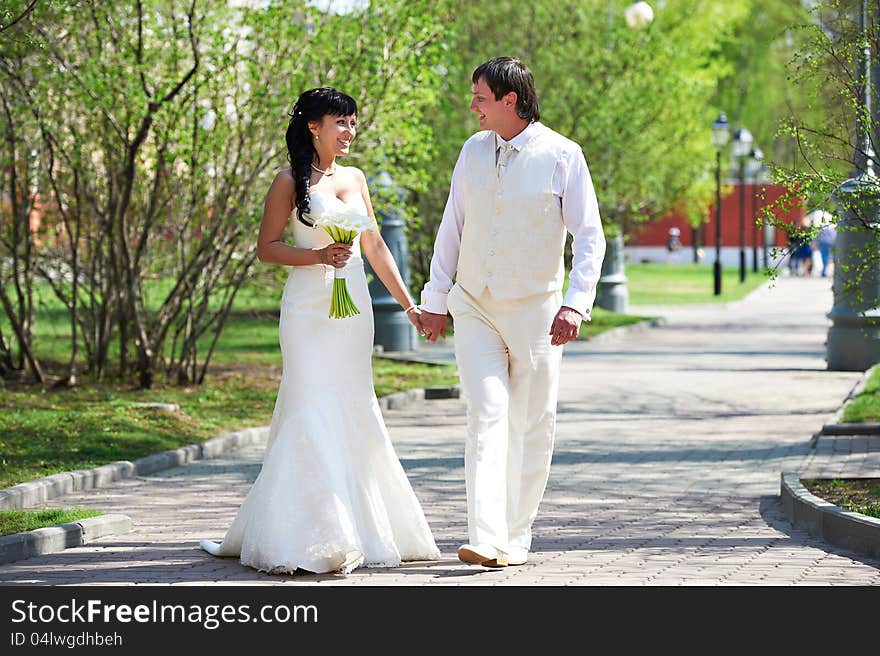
[200,192,440,574]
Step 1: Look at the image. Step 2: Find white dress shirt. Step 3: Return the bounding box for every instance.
[420,121,606,318]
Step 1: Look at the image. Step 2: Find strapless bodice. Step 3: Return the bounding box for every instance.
[292,192,370,253]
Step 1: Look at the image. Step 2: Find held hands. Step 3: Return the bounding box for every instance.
[402,305,447,343]
[318,242,353,268]
[419,311,447,344]
[403,305,423,331]
[549,306,582,346]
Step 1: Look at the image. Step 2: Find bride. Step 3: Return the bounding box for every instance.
[199,87,440,575]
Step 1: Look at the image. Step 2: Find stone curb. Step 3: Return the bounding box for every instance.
[820,422,880,436]
[0,426,270,510]
[0,514,132,565]
[376,386,461,410]
[780,471,880,559]
[812,363,880,445]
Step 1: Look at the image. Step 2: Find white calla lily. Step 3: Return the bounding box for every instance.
[313,207,373,318]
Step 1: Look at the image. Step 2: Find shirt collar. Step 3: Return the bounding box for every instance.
[495,121,540,152]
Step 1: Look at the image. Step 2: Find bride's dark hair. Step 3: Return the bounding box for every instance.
[286,87,358,224]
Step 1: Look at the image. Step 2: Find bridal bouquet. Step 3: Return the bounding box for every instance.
[314,208,374,319]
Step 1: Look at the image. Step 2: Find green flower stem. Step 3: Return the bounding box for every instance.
[330,276,360,319]
[323,225,361,319]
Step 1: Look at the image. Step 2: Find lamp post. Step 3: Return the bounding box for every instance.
[711,112,730,296]
[732,127,753,283]
[826,0,880,370]
[596,2,653,313]
[759,163,770,269]
[748,146,763,272]
[364,171,416,352]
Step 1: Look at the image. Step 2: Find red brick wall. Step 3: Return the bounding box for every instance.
[627,183,802,247]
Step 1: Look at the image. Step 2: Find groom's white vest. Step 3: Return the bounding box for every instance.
[457,125,568,301]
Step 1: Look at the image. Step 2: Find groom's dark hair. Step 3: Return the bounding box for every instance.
[472,57,540,122]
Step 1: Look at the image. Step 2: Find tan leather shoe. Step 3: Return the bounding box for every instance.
[458,543,508,568]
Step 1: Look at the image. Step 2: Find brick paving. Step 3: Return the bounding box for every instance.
[1,275,878,585]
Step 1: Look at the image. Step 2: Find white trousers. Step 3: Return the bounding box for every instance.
[446,283,563,554]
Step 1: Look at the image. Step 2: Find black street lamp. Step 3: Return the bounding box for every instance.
[759,163,771,269]
[748,147,763,273]
[732,127,753,283]
[711,112,730,295]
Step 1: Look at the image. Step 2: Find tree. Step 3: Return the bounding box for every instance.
[0,0,454,388]
[763,0,879,289]
[405,0,754,292]
[714,0,816,169]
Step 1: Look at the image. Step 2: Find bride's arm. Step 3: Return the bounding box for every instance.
[257,170,350,267]
[357,170,421,322]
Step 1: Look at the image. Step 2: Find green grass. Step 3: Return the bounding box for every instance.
[579,306,653,339]
[1,273,287,365]
[372,358,458,397]
[0,376,276,490]
[205,313,285,365]
[0,508,104,537]
[623,262,768,305]
[842,366,880,423]
[801,478,880,520]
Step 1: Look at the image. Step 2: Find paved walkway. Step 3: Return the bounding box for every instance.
[1,275,879,585]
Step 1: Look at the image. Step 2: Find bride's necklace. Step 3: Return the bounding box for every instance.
[311,162,337,176]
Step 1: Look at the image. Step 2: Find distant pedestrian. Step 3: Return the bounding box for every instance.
[788,214,814,276]
[666,227,681,259]
[815,216,836,277]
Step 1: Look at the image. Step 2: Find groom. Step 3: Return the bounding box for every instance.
[418,57,606,567]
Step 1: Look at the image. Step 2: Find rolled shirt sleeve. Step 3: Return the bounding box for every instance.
[420,147,467,315]
[559,147,605,320]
